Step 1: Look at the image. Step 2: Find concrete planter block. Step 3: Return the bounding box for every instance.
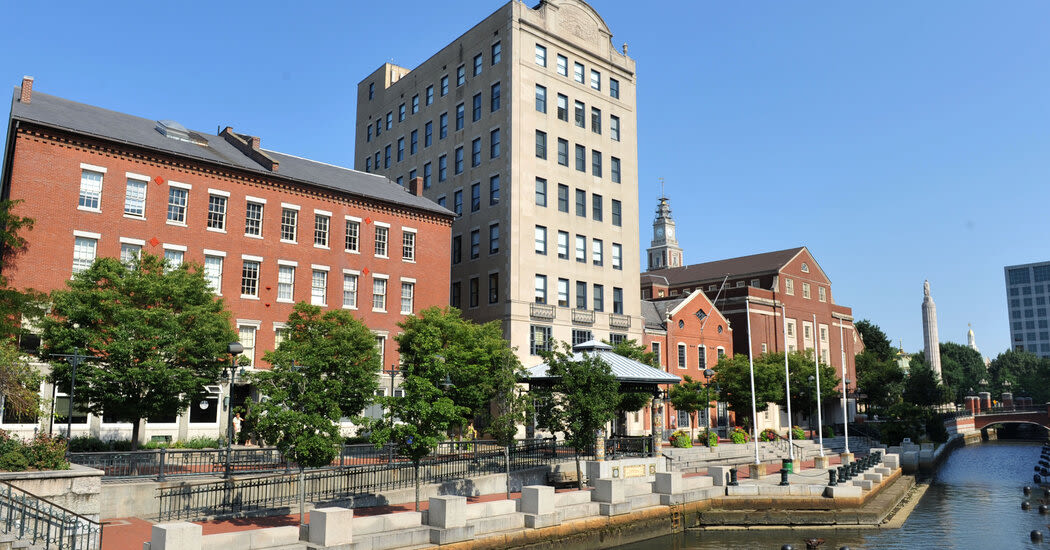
[593,478,624,503]
[726,485,760,496]
[309,507,353,546]
[708,466,731,486]
[249,526,299,548]
[521,485,555,515]
[428,495,467,528]
[883,454,900,470]
[654,472,683,495]
[813,455,831,470]
[839,452,854,464]
[384,511,423,530]
[875,467,892,476]
[430,525,474,545]
[851,479,874,490]
[524,512,559,528]
[748,463,767,479]
[599,501,632,516]
[151,522,202,550]
[824,485,862,498]
[863,473,883,484]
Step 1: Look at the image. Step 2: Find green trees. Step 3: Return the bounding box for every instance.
[668,375,712,440]
[0,199,44,421]
[853,318,905,411]
[535,343,619,489]
[939,342,988,403]
[854,320,894,362]
[250,303,382,467]
[711,354,783,429]
[42,254,236,448]
[778,352,839,426]
[987,350,1050,402]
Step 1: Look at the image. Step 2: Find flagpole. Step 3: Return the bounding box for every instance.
[840,319,850,454]
[782,304,793,461]
[746,300,759,465]
[813,313,824,457]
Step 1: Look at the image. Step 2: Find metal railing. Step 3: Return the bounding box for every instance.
[68,447,287,480]
[157,438,561,521]
[605,436,651,458]
[0,481,102,550]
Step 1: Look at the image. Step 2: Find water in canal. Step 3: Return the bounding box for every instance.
[617,440,1045,549]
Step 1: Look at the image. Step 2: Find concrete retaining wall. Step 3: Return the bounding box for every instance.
[0,464,103,521]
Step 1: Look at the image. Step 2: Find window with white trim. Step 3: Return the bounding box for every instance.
[375,226,389,257]
[206,195,227,230]
[280,208,298,242]
[314,213,330,247]
[241,260,260,297]
[785,278,794,295]
[204,255,223,294]
[802,282,811,299]
[72,236,97,274]
[401,281,415,314]
[163,248,184,271]
[167,187,187,223]
[245,201,264,236]
[277,265,295,302]
[402,231,416,261]
[345,219,360,252]
[79,169,103,210]
[237,325,257,367]
[311,269,327,306]
[678,344,687,369]
[342,273,358,308]
[124,177,146,217]
[373,277,388,311]
[818,286,827,302]
[612,243,623,270]
[120,243,141,265]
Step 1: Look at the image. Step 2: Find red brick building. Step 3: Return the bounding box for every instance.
[0,78,453,441]
[641,246,863,427]
[641,289,734,437]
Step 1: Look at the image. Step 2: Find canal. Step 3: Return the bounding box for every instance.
[617,440,1044,549]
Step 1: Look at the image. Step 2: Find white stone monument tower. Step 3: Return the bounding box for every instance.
[921,280,943,381]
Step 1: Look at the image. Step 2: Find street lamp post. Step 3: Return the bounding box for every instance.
[702,368,716,443]
[50,347,97,443]
[224,342,244,479]
[780,304,793,461]
[385,364,400,463]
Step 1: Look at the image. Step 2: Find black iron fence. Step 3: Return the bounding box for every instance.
[157,438,561,521]
[67,447,287,480]
[605,435,651,458]
[0,481,101,550]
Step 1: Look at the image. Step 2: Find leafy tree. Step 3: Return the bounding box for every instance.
[939,342,987,403]
[903,357,951,406]
[535,343,619,489]
[0,341,40,418]
[668,375,717,440]
[712,353,784,429]
[42,254,236,449]
[855,350,904,411]
[368,353,465,510]
[0,199,45,342]
[395,307,525,443]
[606,339,654,434]
[987,350,1050,402]
[775,352,839,427]
[854,319,894,362]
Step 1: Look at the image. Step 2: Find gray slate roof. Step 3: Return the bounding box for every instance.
[645,247,805,286]
[525,340,681,385]
[8,87,452,217]
[641,298,686,330]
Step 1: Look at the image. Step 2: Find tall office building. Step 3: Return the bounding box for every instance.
[355,0,642,365]
[1004,261,1050,357]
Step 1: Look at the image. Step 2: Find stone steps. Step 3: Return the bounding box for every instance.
[469,513,524,536]
[348,526,431,550]
[557,501,600,522]
[553,490,591,507]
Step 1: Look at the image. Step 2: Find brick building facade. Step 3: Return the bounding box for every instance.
[0,78,453,441]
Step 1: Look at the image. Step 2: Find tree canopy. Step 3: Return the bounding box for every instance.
[394,307,525,443]
[903,355,951,406]
[854,319,894,362]
[711,353,783,427]
[987,350,1050,402]
[939,342,988,403]
[535,343,619,452]
[41,254,236,448]
[855,350,905,411]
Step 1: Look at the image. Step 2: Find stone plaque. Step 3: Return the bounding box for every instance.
[624,464,646,478]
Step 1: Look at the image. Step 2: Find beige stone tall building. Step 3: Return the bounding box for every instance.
[355,0,641,366]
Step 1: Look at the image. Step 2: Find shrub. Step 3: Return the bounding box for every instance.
[759,428,779,442]
[68,436,110,453]
[704,430,718,447]
[0,430,69,472]
[670,430,692,448]
[0,451,28,472]
[792,425,806,440]
[730,427,750,444]
[823,425,837,438]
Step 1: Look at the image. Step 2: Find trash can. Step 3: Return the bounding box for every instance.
[782,458,793,474]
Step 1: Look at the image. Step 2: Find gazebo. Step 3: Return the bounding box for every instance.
[524,340,682,457]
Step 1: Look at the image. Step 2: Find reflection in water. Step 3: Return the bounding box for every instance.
[616,441,1044,549]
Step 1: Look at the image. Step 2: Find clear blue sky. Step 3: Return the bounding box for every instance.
[3,1,1047,358]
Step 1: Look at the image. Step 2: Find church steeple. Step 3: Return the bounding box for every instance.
[646,196,684,271]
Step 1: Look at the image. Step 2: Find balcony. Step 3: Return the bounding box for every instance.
[609,313,631,329]
[572,309,595,325]
[530,303,556,320]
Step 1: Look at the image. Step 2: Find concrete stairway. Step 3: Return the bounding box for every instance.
[349,511,430,550]
[665,439,826,473]
[553,489,599,522]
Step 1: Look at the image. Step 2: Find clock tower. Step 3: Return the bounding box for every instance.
[647,196,684,271]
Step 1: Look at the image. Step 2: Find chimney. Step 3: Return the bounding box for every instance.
[219,127,280,172]
[408,177,424,197]
[19,76,33,104]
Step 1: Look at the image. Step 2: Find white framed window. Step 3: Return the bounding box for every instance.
[207,194,227,231]
[342,271,359,309]
[203,252,224,294]
[119,243,141,264]
[124,174,147,218]
[803,321,813,341]
[373,275,388,312]
[802,282,811,299]
[677,343,687,369]
[785,278,794,295]
[241,256,261,298]
[612,243,623,270]
[574,62,584,83]
[534,44,547,67]
[78,166,104,211]
[72,232,98,274]
[820,325,828,343]
[590,69,601,90]
[818,286,827,302]
[592,239,603,266]
[401,279,415,314]
[314,211,331,248]
[345,217,361,253]
[402,229,416,261]
[273,322,289,349]
[237,323,259,367]
[374,224,389,257]
[167,183,190,224]
[280,205,299,242]
[786,319,796,338]
[163,244,185,271]
[245,198,265,237]
[575,235,586,262]
[277,263,296,302]
[311,267,328,306]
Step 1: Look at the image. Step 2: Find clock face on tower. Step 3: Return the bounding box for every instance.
[655,227,664,239]
[667,227,674,239]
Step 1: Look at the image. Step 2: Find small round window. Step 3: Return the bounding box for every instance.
[801,262,809,273]
[678,319,685,329]
[717,325,723,333]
